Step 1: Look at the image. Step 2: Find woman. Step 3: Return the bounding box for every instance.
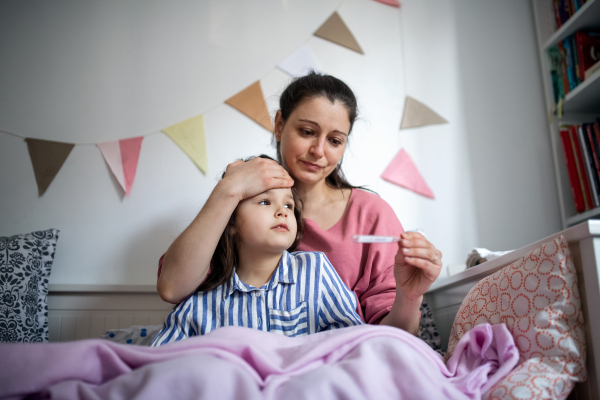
[157,72,442,334]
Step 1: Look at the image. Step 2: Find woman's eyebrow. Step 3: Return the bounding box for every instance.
[298,119,348,136]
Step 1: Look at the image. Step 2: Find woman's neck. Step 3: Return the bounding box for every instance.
[295,180,332,212]
[236,248,283,288]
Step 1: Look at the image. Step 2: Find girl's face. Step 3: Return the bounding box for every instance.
[235,188,298,254]
[275,96,351,187]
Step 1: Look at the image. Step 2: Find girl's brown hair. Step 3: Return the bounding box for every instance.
[196,155,304,293]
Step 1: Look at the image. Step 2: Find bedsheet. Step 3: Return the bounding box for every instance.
[0,323,518,400]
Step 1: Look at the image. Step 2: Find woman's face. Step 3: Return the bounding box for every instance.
[275,96,351,187]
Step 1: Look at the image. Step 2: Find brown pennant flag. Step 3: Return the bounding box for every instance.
[25,138,75,196]
[225,81,273,132]
[400,96,448,129]
[314,12,364,55]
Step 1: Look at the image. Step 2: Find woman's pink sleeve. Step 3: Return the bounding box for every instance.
[356,198,404,325]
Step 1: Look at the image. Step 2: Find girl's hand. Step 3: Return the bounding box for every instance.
[393,231,442,301]
[222,157,294,201]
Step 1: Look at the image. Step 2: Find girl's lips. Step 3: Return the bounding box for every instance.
[272,224,289,231]
[301,160,323,171]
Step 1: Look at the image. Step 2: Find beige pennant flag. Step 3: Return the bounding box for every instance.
[314,12,363,55]
[400,96,448,129]
[162,115,209,174]
[225,81,273,132]
[25,138,75,196]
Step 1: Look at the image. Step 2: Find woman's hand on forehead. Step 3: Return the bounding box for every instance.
[223,157,294,202]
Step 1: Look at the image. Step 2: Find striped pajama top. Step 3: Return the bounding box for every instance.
[151,251,363,346]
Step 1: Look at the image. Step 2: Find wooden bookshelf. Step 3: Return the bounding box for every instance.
[532,0,600,228]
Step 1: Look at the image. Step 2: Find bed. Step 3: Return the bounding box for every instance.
[1,221,598,399]
[426,219,600,399]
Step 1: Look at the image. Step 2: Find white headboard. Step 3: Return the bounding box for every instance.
[47,284,171,342]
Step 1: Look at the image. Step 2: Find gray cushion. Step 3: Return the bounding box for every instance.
[0,229,59,343]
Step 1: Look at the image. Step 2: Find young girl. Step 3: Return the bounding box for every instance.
[152,156,363,346]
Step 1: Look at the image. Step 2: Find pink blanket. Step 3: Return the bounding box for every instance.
[0,324,518,400]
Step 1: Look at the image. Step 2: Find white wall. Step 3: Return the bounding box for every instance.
[452,0,562,251]
[0,0,558,285]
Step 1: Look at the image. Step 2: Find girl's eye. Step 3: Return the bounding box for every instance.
[259,200,270,205]
[284,203,293,209]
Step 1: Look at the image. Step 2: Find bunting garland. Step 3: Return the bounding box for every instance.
[25,138,74,196]
[400,96,448,129]
[313,12,364,55]
[2,0,446,200]
[381,149,434,199]
[98,137,144,196]
[373,0,400,7]
[162,115,209,174]
[277,44,322,78]
[225,81,273,132]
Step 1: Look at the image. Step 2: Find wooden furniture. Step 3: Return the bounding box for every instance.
[426,219,600,399]
[531,0,600,228]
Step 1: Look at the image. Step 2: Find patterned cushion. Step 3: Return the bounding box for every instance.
[101,325,163,346]
[0,229,59,343]
[446,236,585,399]
[418,297,443,356]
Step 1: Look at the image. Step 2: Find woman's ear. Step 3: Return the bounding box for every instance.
[274,110,283,142]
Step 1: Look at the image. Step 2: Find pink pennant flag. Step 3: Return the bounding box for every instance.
[97,136,143,196]
[373,0,400,7]
[381,149,434,199]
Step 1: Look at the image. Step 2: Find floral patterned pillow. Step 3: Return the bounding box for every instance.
[446,235,586,399]
[0,229,59,343]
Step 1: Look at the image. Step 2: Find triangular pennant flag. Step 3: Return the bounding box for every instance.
[97,137,143,196]
[277,44,323,78]
[373,0,400,7]
[314,12,364,55]
[381,149,434,199]
[25,138,74,196]
[162,114,209,174]
[120,137,143,196]
[400,96,448,129]
[225,81,273,132]
[97,140,127,193]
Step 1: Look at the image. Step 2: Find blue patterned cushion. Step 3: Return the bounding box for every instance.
[0,229,59,343]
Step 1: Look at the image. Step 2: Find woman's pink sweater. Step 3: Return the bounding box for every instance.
[296,189,404,324]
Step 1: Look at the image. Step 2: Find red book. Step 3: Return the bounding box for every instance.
[570,125,593,210]
[580,32,600,79]
[554,0,562,29]
[561,129,585,212]
[584,123,600,190]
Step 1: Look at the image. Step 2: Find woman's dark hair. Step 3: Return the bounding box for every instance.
[196,154,304,293]
[276,71,361,191]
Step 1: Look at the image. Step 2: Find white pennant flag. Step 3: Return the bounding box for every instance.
[277,44,323,78]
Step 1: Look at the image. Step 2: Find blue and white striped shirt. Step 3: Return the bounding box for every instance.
[151,251,363,346]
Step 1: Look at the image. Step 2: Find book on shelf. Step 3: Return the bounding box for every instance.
[568,125,593,210]
[560,128,585,212]
[577,125,599,207]
[553,0,590,29]
[578,32,600,80]
[549,31,600,105]
[560,120,600,214]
